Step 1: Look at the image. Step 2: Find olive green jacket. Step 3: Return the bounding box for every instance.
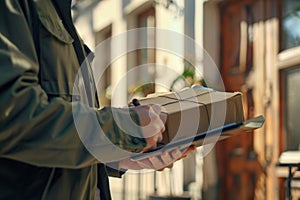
[0,0,146,199]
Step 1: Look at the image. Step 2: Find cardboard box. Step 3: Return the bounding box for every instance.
[133,88,244,145]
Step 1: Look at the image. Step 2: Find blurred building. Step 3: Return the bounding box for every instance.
[73,0,300,199]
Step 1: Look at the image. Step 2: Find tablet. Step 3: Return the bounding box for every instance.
[130,115,265,161]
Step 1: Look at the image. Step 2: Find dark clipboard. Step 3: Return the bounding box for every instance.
[130,115,265,161]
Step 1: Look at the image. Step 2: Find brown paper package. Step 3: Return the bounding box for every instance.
[133,88,244,145]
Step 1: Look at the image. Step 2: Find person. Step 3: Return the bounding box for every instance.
[0,1,194,199]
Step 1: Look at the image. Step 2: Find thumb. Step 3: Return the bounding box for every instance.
[150,104,162,115]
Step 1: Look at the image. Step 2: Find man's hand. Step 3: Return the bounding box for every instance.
[119,146,196,171]
[132,104,165,152]
[128,104,196,171]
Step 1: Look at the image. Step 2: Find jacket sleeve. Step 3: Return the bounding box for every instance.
[0,2,146,169]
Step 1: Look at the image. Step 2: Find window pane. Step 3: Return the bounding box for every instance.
[127,7,156,98]
[282,0,300,50]
[284,67,300,150]
[95,25,112,106]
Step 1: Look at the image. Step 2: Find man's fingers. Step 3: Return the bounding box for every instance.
[160,151,173,165]
[149,104,162,115]
[120,146,196,171]
[148,105,165,134]
[171,149,183,160]
[143,138,158,152]
[157,131,163,143]
[136,159,153,169]
[149,156,164,170]
[149,149,182,170]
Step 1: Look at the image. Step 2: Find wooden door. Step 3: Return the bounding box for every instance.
[216,0,263,199]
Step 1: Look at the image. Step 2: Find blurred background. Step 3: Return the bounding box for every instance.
[72,0,300,199]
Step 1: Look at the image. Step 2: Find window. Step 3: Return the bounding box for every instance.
[281,0,300,50]
[281,67,300,150]
[127,7,156,98]
[279,0,300,151]
[95,25,112,107]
